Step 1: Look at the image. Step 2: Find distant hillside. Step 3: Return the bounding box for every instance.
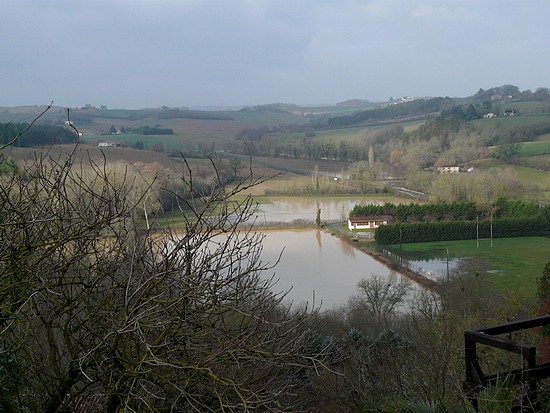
[1,84,548,155]
[336,99,370,107]
[325,85,550,128]
[156,108,233,121]
[327,97,454,127]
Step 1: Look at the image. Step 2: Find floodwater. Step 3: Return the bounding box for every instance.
[376,244,465,283]
[248,197,465,289]
[232,197,448,309]
[406,258,460,282]
[247,197,392,225]
[258,229,418,310]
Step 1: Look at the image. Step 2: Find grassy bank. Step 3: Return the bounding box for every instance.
[380,236,550,295]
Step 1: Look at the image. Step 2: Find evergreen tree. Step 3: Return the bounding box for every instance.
[316,208,321,228]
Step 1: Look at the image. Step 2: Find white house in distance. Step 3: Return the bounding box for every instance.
[97,141,120,147]
[437,166,460,174]
[436,165,474,174]
[348,215,391,231]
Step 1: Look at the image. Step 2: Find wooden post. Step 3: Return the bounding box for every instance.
[464,331,479,409]
[522,345,538,411]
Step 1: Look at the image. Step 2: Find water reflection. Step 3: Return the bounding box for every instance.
[315,228,322,248]
[377,246,463,282]
[340,236,357,257]
[248,197,390,224]
[259,229,417,310]
[405,258,459,282]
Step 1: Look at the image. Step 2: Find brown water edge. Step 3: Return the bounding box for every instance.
[322,227,441,292]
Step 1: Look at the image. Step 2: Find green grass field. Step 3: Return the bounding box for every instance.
[488,140,550,157]
[82,132,187,150]
[473,113,550,131]
[517,140,550,156]
[511,162,550,185]
[383,236,550,295]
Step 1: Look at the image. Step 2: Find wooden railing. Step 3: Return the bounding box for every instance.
[464,314,550,412]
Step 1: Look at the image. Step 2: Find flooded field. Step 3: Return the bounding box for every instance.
[221,196,461,308]
[257,229,419,309]
[247,196,399,225]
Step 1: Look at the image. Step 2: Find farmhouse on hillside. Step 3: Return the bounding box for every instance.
[97,141,121,147]
[436,165,474,174]
[437,166,460,174]
[348,215,391,231]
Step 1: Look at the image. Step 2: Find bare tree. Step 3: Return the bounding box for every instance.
[347,274,411,334]
[0,112,324,412]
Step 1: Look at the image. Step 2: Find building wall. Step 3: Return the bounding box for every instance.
[348,219,387,231]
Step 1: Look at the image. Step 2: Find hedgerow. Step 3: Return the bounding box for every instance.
[375,217,550,244]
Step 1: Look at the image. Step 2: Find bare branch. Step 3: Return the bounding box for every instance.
[0,101,54,151]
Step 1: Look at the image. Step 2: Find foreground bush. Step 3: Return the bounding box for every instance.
[0,125,325,412]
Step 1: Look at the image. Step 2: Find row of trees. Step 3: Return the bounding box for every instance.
[156,108,233,120]
[0,122,75,146]
[375,217,549,244]
[493,123,550,145]
[350,198,550,223]
[130,125,174,135]
[349,201,478,222]
[233,125,404,165]
[474,84,550,103]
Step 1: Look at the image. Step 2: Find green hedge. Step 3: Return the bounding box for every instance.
[351,199,550,224]
[375,217,550,244]
[349,202,478,222]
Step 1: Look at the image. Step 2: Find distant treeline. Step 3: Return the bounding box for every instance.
[236,124,314,141]
[0,122,75,147]
[129,126,174,135]
[327,97,453,127]
[156,109,233,121]
[494,123,550,145]
[474,84,550,102]
[70,110,155,124]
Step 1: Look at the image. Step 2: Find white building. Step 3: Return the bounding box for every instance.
[348,215,391,231]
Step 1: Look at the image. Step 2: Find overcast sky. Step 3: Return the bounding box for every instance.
[1,0,549,108]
